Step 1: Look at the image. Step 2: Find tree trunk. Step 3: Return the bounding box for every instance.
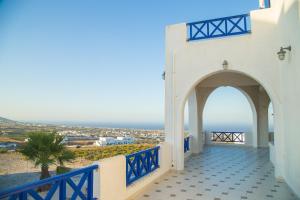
[38,165,51,191]
[40,165,51,180]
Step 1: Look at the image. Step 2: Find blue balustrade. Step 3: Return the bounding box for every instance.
[187,14,251,41]
[212,131,245,143]
[126,146,160,186]
[184,137,190,153]
[0,165,98,200]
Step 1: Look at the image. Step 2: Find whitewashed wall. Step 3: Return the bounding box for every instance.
[165,0,300,196]
[93,142,171,200]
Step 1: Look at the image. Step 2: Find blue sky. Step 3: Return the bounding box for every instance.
[0,0,262,128]
[202,87,253,131]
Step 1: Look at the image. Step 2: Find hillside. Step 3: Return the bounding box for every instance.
[0,117,17,124]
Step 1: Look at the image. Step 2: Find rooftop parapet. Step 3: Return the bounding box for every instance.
[186,14,251,41]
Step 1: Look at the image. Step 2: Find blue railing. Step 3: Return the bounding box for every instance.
[0,165,98,200]
[184,137,190,153]
[126,146,160,186]
[212,131,245,143]
[187,14,251,41]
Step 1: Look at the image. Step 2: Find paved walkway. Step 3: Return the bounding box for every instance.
[133,145,298,200]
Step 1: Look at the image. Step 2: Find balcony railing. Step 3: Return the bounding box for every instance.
[126,146,160,186]
[187,14,251,41]
[0,165,98,200]
[184,137,190,153]
[212,131,245,143]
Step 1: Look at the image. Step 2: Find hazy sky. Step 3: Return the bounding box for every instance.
[202,87,252,131]
[0,0,263,127]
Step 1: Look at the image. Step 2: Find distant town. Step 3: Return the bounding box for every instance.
[0,117,165,151]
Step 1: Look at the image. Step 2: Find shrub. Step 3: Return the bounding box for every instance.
[56,166,71,174]
[0,148,8,153]
[72,144,155,161]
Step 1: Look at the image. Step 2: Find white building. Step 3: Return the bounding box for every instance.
[164,0,300,196]
[2,0,300,199]
[0,142,17,149]
[94,136,134,146]
[116,137,135,144]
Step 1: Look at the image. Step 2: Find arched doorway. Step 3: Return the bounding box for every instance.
[186,71,271,153]
[202,86,255,146]
[173,70,278,171]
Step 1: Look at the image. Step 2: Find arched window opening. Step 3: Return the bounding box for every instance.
[203,86,253,145]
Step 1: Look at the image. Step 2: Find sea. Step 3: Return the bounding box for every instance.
[32,121,257,132]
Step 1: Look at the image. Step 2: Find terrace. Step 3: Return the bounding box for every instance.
[1,134,298,200]
[1,0,300,199]
[133,145,297,200]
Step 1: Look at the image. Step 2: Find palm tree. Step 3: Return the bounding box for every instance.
[56,149,75,174]
[20,132,75,180]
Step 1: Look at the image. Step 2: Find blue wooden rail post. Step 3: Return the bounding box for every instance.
[20,191,27,200]
[155,146,159,167]
[147,150,151,172]
[184,136,190,153]
[59,179,66,200]
[87,170,94,200]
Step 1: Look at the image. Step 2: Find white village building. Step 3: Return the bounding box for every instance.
[94,136,135,146]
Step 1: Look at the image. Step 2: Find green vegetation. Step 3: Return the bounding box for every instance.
[56,166,71,174]
[19,132,75,180]
[72,144,155,161]
[184,132,189,137]
[4,133,28,141]
[0,148,8,153]
[0,135,26,143]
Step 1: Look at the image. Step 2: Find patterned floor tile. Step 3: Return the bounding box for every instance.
[133,145,299,200]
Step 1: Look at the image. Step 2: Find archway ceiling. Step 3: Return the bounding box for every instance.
[197,71,260,88]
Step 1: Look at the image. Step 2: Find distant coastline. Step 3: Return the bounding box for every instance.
[21,120,256,132]
[22,121,165,130]
[2,116,260,132]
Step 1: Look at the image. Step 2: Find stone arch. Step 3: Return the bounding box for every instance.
[180,69,279,117]
[173,69,284,177]
[193,85,259,148]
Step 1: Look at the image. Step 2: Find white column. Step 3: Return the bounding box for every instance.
[273,99,286,179]
[196,87,215,147]
[257,87,270,147]
[164,50,184,170]
[238,86,259,148]
[164,49,176,169]
[174,102,185,170]
[164,23,187,171]
[188,89,201,154]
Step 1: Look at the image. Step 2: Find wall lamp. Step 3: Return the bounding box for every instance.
[277,46,291,61]
[222,60,229,70]
[162,71,165,80]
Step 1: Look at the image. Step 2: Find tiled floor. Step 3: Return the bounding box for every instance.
[134,145,299,200]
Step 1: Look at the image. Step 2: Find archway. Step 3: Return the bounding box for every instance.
[182,71,274,167]
[202,86,256,146]
[166,69,284,177]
